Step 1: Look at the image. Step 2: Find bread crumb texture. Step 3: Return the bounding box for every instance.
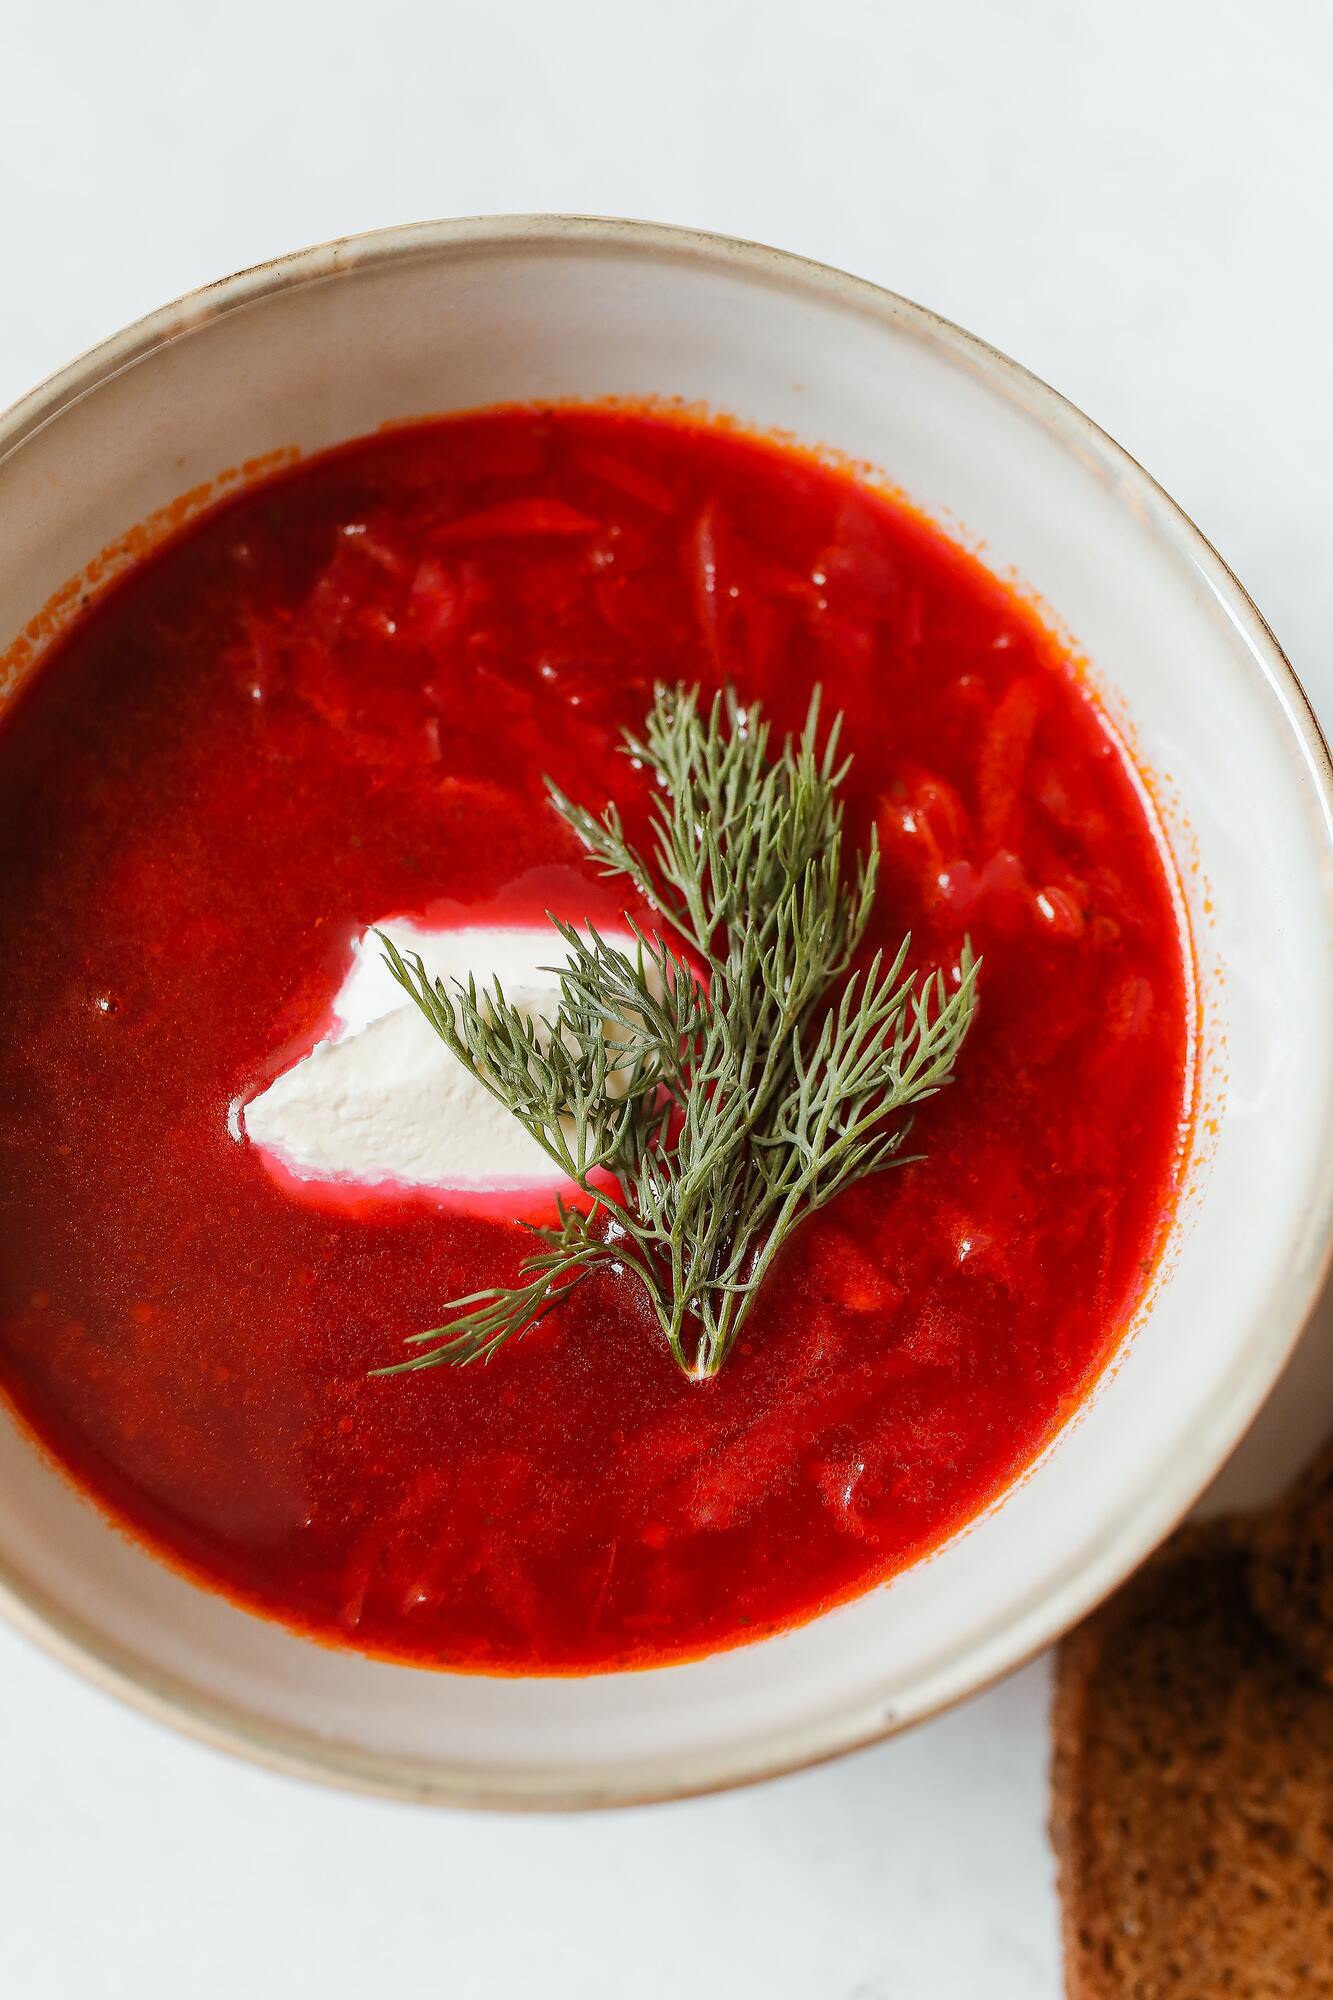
[1053,1511,1333,1998]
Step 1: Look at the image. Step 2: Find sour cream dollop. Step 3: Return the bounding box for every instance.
[242,921,635,1202]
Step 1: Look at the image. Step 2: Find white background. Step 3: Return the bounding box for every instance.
[2,4,1331,1995]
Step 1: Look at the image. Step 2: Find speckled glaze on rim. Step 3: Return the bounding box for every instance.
[0,215,1330,1810]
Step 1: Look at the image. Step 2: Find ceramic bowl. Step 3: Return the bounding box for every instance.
[1,217,1331,1808]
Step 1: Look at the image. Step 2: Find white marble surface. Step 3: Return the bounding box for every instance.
[1,3,1331,1994]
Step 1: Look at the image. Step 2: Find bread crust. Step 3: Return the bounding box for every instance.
[1249,1439,1333,1690]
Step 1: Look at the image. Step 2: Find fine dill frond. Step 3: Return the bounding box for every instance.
[381,683,978,1380]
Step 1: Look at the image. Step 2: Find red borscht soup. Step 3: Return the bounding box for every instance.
[0,409,1189,1671]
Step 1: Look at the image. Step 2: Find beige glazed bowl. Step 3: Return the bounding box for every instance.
[1,216,1332,1808]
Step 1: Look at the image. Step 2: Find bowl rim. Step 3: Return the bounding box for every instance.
[1,211,1331,1810]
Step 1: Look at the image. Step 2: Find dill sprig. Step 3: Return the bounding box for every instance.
[377,684,978,1381]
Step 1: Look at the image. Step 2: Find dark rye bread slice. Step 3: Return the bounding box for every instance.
[1052,1521,1333,1998]
[1249,1437,1333,1689]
